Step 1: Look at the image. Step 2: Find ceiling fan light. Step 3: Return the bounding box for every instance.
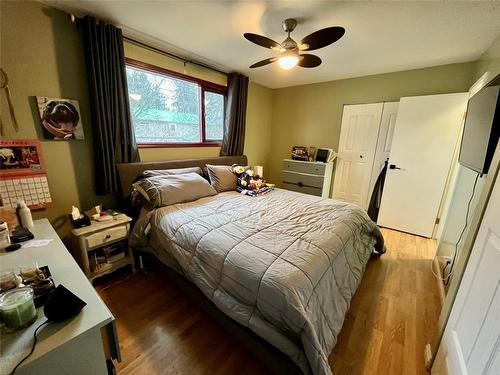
[278,55,299,70]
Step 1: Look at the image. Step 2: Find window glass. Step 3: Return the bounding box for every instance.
[204,91,224,141]
[126,65,201,143]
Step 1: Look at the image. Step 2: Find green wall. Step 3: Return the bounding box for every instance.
[268,62,477,186]
[0,1,115,240]
[0,1,273,240]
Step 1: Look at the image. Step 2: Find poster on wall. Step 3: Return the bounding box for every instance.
[36,96,85,140]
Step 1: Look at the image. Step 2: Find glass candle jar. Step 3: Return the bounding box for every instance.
[0,287,38,330]
[0,271,18,292]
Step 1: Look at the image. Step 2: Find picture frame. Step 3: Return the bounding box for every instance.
[291,146,309,161]
[315,148,334,163]
[36,96,85,140]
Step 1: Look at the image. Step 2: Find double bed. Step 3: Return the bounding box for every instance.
[117,155,384,375]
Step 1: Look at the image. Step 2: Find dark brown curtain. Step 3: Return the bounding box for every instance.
[220,73,249,156]
[79,16,138,195]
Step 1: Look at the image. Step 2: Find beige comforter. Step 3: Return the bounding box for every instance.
[130,189,384,374]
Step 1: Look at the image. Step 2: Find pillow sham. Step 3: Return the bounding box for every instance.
[132,172,216,208]
[142,166,202,177]
[206,164,238,193]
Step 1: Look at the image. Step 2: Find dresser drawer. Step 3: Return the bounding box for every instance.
[283,182,322,197]
[282,171,324,188]
[85,225,128,249]
[283,160,326,176]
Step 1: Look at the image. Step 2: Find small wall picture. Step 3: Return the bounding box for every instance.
[291,146,309,161]
[36,96,85,140]
[0,140,45,174]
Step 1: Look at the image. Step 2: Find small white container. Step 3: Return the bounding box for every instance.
[0,221,10,250]
[17,200,34,229]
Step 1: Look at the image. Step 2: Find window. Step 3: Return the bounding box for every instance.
[125,59,226,146]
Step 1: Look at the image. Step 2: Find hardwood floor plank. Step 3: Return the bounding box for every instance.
[96,228,440,374]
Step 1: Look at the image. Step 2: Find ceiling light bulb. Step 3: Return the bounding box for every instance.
[278,55,299,70]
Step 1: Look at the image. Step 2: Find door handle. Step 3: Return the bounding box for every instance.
[389,164,401,170]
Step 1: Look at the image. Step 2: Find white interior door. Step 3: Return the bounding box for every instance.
[333,103,383,209]
[377,93,468,237]
[368,102,399,198]
[432,170,500,375]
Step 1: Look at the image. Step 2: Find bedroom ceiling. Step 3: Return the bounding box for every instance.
[40,1,500,89]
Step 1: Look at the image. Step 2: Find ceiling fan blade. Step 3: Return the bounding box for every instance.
[249,57,278,68]
[300,27,345,51]
[244,33,281,49]
[298,54,322,68]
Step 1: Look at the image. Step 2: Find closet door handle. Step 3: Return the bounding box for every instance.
[389,164,402,170]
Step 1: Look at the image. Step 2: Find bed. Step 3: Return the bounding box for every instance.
[117,156,384,375]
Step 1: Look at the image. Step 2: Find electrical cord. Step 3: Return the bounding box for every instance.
[443,172,480,286]
[10,319,49,375]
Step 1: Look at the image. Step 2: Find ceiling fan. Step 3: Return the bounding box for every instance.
[244,18,345,70]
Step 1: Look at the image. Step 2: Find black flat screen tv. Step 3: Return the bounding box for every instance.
[459,75,500,175]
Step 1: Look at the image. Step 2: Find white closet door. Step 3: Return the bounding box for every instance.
[368,102,399,198]
[333,103,383,209]
[377,93,468,237]
[432,170,500,375]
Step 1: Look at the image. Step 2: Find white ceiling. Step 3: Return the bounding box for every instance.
[41,1,500,89]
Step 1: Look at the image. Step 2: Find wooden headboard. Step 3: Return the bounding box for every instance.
[116,155,248,198]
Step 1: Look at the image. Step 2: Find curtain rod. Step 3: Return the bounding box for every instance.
[122,36,228,76]
[69,13,228,76]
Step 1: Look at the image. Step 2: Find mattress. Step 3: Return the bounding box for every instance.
[130,189,384,375]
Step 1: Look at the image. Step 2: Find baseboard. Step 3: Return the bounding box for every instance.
[433,257,446,306]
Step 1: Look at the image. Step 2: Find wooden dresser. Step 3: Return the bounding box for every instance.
[282,159,334,198]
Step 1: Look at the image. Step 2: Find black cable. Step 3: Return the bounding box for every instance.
[10,319,49,375]
[444,173,480,286]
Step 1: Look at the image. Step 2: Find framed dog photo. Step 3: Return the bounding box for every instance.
[36,96,85,140]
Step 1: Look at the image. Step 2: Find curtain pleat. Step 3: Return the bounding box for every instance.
[220,73,249,156]
[79,16,138,195]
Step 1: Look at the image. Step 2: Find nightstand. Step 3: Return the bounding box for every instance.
[70,215,135,281]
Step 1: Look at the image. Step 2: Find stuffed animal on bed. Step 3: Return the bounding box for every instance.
[231,165,273,196]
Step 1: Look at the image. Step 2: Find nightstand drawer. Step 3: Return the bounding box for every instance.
[85,226,128,249]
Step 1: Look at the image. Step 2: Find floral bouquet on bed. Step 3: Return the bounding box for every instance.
[232,165,274,197]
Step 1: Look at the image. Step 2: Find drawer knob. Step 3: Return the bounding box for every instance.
[105,234,111,239]
[298,182,303,187]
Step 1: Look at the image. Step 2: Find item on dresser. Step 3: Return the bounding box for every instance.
[0,270,19,292]
[0,287,37,330]
[315,148,334,163]
[10,227,34,243]
[17,200,34,229]
[291,146,309,161]
[282,158,334,198]
[0,221,10,249]
[43,284,87,322]
[308,147,316,162]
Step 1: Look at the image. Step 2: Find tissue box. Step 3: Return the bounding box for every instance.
[70,213,91,229]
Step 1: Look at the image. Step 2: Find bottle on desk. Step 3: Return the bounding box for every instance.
[17,200,34,229]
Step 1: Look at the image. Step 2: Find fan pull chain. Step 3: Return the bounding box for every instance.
[0,68,20,135]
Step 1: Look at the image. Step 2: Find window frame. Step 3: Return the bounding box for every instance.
[125,58,227,148]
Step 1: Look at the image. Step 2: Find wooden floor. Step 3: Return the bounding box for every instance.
[96,228,440,375]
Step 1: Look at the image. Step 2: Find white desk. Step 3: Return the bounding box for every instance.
[0,219,119,375]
